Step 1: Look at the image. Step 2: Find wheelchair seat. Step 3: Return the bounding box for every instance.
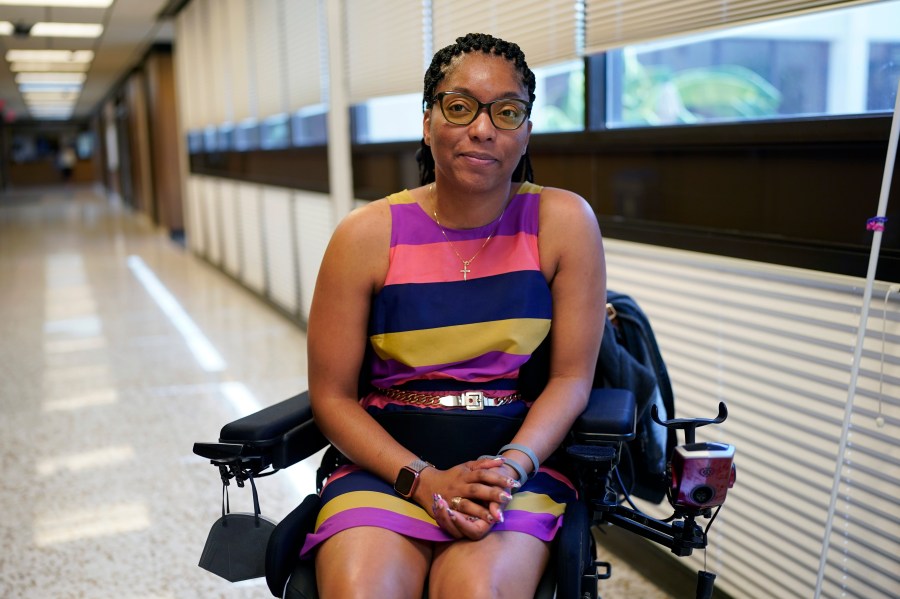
[194,387,637,599]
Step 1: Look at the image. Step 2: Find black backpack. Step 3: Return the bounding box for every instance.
[595,290,676,504]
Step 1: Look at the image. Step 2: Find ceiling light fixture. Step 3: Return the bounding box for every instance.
[0,1,113,7]
[6,49,94,63]
[27,22,104,38]
[10,61,90,72]
[16,72,86,84]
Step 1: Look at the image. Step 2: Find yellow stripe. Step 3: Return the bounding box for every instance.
[316,490,436,528]
[518,181,542,195]
[387,190,416,205]
[505,491,566,517]
[370,318,551,366]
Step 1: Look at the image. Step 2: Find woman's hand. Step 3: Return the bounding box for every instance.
[415,457,519,540]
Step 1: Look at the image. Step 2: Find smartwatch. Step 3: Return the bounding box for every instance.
[393,459,432,499]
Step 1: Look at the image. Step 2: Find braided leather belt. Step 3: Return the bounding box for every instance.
[376,388,522,410]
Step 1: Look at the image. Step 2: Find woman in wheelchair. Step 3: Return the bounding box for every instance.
[304,33,606,598]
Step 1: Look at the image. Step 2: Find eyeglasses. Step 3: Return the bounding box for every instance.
[432,91,531,130]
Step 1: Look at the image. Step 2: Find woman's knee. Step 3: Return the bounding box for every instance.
[429,533,550,599]
[315,527,430,599]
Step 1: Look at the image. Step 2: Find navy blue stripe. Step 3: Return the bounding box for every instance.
[369,270,551,335]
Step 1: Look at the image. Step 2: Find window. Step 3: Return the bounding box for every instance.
[605,1,900,128]
[352,59,587,143]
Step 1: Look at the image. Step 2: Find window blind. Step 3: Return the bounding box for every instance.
[432,0,581,67]
[175,0,204,130]
[224,0,253,122]
[345,0,427,103]
[252,0,288,117]
[284,0,326,109]
[603,239,900,599]
[205,0,229,124]
[584,0,884,53]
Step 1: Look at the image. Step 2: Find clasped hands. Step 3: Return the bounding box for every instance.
[417,456,521,540]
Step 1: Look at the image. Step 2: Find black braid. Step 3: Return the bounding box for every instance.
[417,33,536,186]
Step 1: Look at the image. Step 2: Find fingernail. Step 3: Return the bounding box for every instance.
[508,479,521,488]
[486,514,494,523]
[498,510,505,523]
[447,509,457,520]
[433,493,443,511]
[467,515,479,522]
[500,492,512,502]
[494,456,506,461]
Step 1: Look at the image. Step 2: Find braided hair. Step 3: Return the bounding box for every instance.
[416,33,535,186]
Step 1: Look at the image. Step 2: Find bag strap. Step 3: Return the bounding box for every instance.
[221,481,230,518]
[220,470,262,523]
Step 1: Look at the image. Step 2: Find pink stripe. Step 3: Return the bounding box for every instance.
[385,232,538,285]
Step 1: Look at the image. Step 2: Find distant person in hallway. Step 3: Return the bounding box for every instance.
[58,145,77,182]
[304,33,606,598]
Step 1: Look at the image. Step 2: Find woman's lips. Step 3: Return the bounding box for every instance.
[460,152,497,166]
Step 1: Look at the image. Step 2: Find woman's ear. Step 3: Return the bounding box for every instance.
[423,108,432,146]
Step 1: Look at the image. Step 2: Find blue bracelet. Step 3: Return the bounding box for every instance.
[499,443,540,479]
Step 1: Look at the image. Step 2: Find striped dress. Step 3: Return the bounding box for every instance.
[299,182,577,557]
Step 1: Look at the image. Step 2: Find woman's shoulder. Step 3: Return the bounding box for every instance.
[533,185,594,221]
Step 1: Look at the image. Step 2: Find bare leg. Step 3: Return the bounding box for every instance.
[315,526,432,599]
[429,531,550,599]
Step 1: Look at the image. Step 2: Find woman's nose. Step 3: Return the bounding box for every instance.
[468,107,497,140]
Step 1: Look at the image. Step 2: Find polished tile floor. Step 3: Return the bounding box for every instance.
[0,185,676,598]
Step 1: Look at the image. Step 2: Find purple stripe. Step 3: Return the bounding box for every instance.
[391,192,539,246]
[299,507,453,558]
[491,511,563,542]
[370,351,527,388]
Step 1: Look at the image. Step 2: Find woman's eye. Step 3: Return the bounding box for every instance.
[497,104,523,118]
[447,102,473,114]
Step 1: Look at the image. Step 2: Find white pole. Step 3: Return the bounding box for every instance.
[324,0,354,225]
[814,79,899,598]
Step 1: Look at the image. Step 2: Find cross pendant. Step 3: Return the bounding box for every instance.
[460,261,471,281]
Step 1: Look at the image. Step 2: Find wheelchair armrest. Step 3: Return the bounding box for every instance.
[193,391,329,471]
[572,388,636,444]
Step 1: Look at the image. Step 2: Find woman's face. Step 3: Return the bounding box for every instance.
[424,52,532,191]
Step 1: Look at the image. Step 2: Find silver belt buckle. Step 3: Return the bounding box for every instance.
[462,391,485,410]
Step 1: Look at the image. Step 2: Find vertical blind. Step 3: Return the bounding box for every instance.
[344,0,427,102]
[432,0,581,67]
[604,239,900,599]
[584,0,885,53]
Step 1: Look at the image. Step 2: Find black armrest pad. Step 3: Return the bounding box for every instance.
[220,391,314,443]
[572,388,636,443]
[219,391,329,470]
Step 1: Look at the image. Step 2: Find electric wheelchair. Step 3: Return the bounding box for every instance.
[194,311,733,598]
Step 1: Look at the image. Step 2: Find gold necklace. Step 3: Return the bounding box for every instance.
[430,182,510,281]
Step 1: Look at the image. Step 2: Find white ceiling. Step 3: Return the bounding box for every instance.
[0,0,175,123]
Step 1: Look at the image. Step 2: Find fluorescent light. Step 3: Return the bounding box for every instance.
[30,22,104,38]
[0,1,112,7]
[10,61,89,72]
[16,72,86,84]
[19,83,82,93]
[5,49,93,63]
[0,22,12,35]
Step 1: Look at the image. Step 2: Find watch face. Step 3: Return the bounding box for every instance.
[394,467,419,498]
